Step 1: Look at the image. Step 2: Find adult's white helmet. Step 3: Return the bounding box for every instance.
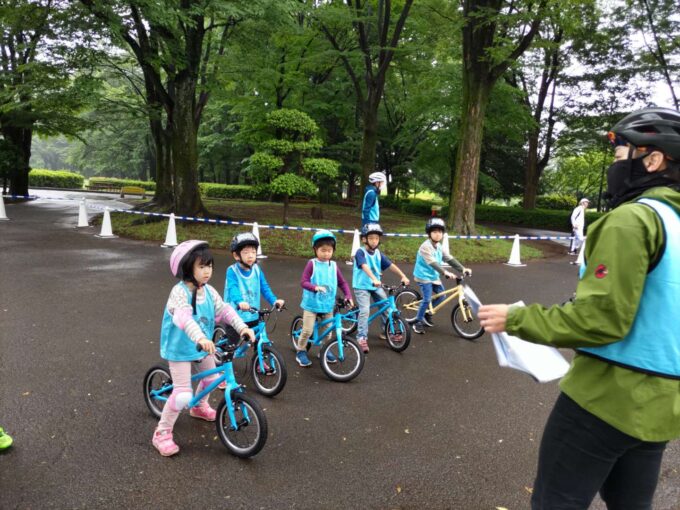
[368,171,387,184]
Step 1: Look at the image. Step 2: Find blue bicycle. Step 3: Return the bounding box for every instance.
[289,299,365,382]
[143,340,268,458]
[334,284,411,352]
[212,307,287,397]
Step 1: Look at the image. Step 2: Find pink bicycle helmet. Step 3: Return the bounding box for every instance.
[170,240,209,278]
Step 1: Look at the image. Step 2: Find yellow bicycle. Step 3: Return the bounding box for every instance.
[394,276,484,340]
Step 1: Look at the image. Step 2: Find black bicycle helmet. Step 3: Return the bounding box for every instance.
[361,223,384,237]
[425,217,446,234]
[610,107,680,160]
[230,232,259,254]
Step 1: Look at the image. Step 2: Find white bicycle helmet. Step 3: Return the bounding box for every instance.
[368,171,387,184]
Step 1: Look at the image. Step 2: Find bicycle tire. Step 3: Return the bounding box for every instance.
[216,391,268,458]
[213,325,249,381]
[250,344,287,397]
[143,364,172,419]
[289,315,311,352]
[384,316,411,352]
[394,288,421,323]
[319,337,364,382]
[451,302,484,340]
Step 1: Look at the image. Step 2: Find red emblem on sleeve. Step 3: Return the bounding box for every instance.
[595,264,608,279]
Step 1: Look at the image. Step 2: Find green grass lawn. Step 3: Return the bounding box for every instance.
[105,198,543,264]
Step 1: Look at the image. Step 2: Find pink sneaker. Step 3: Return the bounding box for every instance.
[256,361,272,375]
[190,403,217,422]
[152,429,179,457]
[218,380,227,390]
[357,337,369,353]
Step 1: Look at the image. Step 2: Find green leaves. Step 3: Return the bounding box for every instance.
[269,173,316,196]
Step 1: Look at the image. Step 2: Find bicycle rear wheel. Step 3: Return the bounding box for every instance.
[143,364,172,419]
[320,338,364,382]
[250,345,287,397]
[451,302,484,340]
[384,316,411,352]
[216,391,268,458]
[394,288,421,323]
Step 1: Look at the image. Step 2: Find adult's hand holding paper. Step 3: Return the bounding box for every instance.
[465,288,570,383]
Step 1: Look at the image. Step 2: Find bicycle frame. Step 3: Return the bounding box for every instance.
[343,293,399,327]
[215,315,272,374]
[148,357,250,431]
[402,284,474,321]
[296,313,350,359]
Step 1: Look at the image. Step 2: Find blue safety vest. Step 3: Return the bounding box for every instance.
[579,198,680,378]
[301,259,338,313]
[413,241,443,282]
[362,185,380,224]
[230,263,261,323]
[160,282,215,362]
[353,247,382,290]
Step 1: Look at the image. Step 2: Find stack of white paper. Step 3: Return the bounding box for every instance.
[463,288,570,383]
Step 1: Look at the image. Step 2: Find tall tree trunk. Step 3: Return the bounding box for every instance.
[3,126,32,197]
[148,119,173,209]
[358,98,380,188]
[171,79,205,216]
[448,79,491,234]
[523,130,541,209]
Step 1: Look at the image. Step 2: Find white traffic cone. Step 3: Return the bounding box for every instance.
[252,222,267,259]
[504,234,526,267]
[346,229,360,265]
[161,213,178,248]
[0,195,8,221]
[95,207,118,238]
[76,198,89,228]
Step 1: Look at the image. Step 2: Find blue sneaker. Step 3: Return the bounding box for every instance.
[320,351,338,364]
[296,351,312,367]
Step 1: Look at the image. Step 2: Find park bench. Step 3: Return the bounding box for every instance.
[119,186,147,198]
[86,182,121,193]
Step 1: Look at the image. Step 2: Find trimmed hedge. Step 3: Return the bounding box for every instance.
[199,183,271,200]
[88,177,156,191]
[382,196,604,231]
[535,194,578,210]
[29,169,84,189]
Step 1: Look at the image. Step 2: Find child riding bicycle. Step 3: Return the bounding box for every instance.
[295,230,353,367]
[412,218,471,335]
[152,240,255,457]
[223,232,285,343]
[353,223,410,352]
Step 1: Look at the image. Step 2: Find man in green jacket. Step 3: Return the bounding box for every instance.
[479,107,680,509]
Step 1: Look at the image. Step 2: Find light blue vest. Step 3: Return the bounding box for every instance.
[160,283,215,362]
[413,242,443,282]
[579,198,680,378]
[363,186,380,223]
[353,247,382,290]
[231,263,261,323]
[301,259,338,313]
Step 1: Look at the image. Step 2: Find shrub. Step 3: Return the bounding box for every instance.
[88,177,156,191]
[535,194,578,210]
[29,169,84,189]
[199,183,271,200]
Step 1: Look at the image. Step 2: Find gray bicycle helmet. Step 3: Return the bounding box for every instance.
[361,223,384,237]
[230,232,259,254]
[610,107,680,160]
[425,217,446,234]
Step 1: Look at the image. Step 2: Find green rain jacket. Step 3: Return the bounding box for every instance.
[506,186,680,442]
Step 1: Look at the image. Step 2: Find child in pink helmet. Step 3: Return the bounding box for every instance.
[152,240,255,457]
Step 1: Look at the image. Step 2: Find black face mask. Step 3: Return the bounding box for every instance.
[604,154,680,209]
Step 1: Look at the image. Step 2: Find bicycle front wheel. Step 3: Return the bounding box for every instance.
[320,338,364,382]
[384,317,411,352]
[216,391,268,458]
[143,364,172,419]
[451,302,484,340]
[289,315,311,352]
[394,288,421,323]
[250,345,287,397]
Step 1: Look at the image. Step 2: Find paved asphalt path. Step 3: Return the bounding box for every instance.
[1,196,679,510]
